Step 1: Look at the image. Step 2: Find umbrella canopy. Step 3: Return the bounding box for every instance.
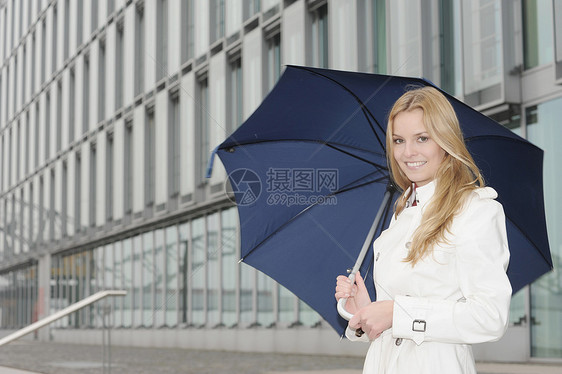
[211,65,552,335]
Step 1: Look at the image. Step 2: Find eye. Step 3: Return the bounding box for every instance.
[417,136,429,143]
[393,138,404,144]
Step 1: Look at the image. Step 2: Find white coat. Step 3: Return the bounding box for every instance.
[346,181,512,374]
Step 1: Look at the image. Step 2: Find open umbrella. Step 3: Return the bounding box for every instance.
[208,65,552,336]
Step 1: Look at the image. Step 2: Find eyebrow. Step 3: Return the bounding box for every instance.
[392,131,429,137]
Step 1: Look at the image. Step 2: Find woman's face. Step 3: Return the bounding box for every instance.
[392,108,446,187]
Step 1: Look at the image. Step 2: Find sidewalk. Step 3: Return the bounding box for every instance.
[0,340,560,374]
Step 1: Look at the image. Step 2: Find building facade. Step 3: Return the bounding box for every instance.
[0,0,560,362]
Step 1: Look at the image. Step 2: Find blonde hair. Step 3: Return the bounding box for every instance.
[386,86,484,265]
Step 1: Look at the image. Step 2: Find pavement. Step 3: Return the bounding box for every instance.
[0,340,561,374]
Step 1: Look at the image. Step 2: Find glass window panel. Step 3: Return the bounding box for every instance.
[257,272,274,327]
[142,231,154,327]
[462,0,503,95]
[221,208,237,327]
[298,299,320,327]
[527,98,562,358]
[310,4,328,68]
[388,0,421,77]
[165,225,178,327]
[122,237,133,327]
[154,229,165,326]
[178,222,190,324]
[207,213,220,326]
[239,262,255,325]
[278,285,295,324]
[523,0,554,69]
[133,235,143,327]
[191,217,206,325]
[113,241,123,327]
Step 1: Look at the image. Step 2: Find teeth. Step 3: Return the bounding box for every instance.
[406,161,426,167]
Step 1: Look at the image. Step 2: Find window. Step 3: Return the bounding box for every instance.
[221,209,237,326]
[52,5,57,74]
[115,21,124,110]
[145,108,155,206]
[142,231,154,327]
[41,18,46,84]
[61,162,67,237]
[197,77,209,181]
[64,0,69,60]
[22,45,26,105]
[77,0,83,47]
[165,226,178,326]
[124,121,133,214]
[98,39,106,122]
[168,92,180,197]
[106,132,114,221]
[31,31,36,94]
[25,111,29,175]
[16,121,20,183]
[523,0,554,69]
[154,229,164,326]
[229,58,243,132]
[28,181,33,250]
[210,0,225,44]
[56,80,62,152]
[156,0,168,81]
[181,0,194,64]
[89,143,96,227]
[207,214,220,326]
[82,55,90,134]
[244,0,260,20]
[91,0,98,33]
[34,102,39,169]
[310,3,328,68]
[49,169,55,240]
[191,217,205,325]
[134,4,145,96]
[38,176,44,243]
[526,98,562,358]
[69,69,75,143]
[461,1,502,96]
[266,32,281,94]
[45,93,51,161]
[75,152,81,233]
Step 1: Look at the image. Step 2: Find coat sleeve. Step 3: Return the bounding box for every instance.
[391,193,512,345]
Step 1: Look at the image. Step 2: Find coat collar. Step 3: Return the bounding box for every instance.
[407,180,436,208]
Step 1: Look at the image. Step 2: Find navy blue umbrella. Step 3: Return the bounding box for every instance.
[208,65,552,335]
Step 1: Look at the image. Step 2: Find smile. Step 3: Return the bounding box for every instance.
[405,161,426,168]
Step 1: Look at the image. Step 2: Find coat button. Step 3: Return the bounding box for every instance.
[405,242,412,249]
[395,338,402,346]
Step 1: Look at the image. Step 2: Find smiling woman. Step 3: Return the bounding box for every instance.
[335,86,512,374]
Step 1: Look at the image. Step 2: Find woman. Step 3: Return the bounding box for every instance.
[335,86,511,374]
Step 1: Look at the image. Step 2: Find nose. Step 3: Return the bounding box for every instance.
[404,141,417,157]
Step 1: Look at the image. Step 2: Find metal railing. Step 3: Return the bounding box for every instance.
[0,290,127,373]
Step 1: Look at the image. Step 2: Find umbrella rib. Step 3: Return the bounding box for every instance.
[295,66,388,152]
[221,139,387,168]
[240,174,389,261]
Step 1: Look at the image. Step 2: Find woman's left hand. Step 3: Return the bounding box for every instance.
[349,300,394,340]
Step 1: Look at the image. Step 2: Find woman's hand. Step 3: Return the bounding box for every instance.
[349,300,394,340]
[334,272,371,315]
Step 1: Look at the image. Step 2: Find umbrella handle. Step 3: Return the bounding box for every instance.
[337,297,354,321]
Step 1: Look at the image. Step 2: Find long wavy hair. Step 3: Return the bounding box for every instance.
[386,86,484,265]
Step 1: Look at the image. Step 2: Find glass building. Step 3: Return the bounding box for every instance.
[0,0,560,362]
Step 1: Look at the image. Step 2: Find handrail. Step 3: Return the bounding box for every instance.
[0,290,127,348]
